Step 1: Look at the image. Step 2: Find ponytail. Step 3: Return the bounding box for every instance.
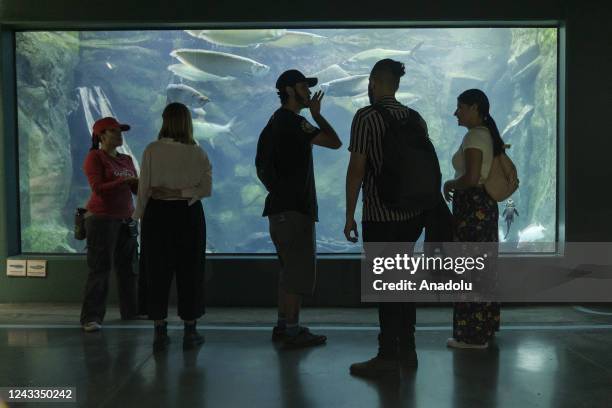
[458,89,506,156]
[483,113,505,156]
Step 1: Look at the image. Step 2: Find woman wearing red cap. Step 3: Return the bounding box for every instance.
[134,102,212,352]
[80,117,140,332]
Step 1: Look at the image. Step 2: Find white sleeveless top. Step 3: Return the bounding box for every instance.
[451,126,493,184]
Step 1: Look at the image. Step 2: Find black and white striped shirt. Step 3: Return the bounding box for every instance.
[348,96,427,222]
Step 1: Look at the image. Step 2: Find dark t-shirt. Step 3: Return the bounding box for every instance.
[256,107,320,221]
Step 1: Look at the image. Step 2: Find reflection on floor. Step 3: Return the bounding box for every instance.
[1,305,612,407]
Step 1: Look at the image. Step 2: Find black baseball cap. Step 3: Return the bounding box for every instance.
[275,69,318,90]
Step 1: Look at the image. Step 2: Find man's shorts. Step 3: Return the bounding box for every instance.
[269,211,316,296]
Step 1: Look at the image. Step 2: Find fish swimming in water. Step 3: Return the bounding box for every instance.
[345,42,424,66]
[349,90,421,110]
[192,117,236,148]
[185,30,205,38]
[193,117,241,160]
[320,74,369,98]
[168,63,234,83]
[263,31,327,48]
[308,64,350,84]
[351,93,371,109]
[185,29,286,47]
[192,108,207,118]
[170,49,270,78]
[395,91,422,106]
[166,84,210,108]
[331,33,371,47]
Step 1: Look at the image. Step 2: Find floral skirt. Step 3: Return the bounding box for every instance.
[452,187,500,344]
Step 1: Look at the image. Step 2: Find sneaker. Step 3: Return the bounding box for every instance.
[153,323,171,352]
[272,326,287,342]
[350,356,399,378]
[183,323,205,351]
[82,322,101,332]
[446,337,488,349]
[283,327,326,349]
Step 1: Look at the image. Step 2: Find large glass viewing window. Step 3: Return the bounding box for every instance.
[14,27,558,254]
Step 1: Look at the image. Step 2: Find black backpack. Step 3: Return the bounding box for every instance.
[372,104,441,212]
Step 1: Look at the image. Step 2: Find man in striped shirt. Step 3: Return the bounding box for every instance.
[345,59,427,377]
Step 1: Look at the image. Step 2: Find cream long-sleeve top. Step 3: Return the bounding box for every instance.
[133,137,212,219]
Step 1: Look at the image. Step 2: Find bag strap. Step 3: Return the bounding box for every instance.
[497,153,518,184]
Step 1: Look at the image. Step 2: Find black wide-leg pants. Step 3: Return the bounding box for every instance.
[141,199,206,321]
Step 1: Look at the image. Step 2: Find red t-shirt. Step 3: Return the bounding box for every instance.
[83,149,137,219]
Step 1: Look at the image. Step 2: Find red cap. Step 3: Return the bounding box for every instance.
[92,117,130,138]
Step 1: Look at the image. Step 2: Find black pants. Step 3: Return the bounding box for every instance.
[362,215,425,359]
[80,216,138,324]
[141,199,206,321]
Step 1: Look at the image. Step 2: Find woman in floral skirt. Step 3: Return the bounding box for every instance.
[443,89,504,349]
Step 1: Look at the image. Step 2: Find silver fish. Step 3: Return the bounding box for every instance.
[308,64,350,84]
[346,42,423,66]
[185,30,205,38]
[395,91,422,106]
[171,49,270,78]
[352,91,421,109]
[192,108,207,118]
[189,29,286,47]
[264,31,327,48]
[166,84,210,108]
[193,117,240,160]
[168,63,234,82]
[321,74,369,98]
[192,117,236,148]
[351,93,371,109]
[331,34,371,47]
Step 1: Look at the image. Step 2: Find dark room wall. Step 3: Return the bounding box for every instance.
[0,0,611,304]
[0,0,568,26]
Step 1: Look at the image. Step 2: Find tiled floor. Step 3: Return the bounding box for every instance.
[1,304,612,407]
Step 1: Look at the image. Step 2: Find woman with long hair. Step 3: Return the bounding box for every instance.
[443,89,503,348]
[134,102,212,352]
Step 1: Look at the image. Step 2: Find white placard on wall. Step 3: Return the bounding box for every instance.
[27,260,47,277]
[6,260,27,277]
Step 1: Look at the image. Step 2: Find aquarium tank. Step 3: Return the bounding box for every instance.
[14,27,558,254]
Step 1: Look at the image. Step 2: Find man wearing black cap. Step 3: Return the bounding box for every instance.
[256,69,341,348]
